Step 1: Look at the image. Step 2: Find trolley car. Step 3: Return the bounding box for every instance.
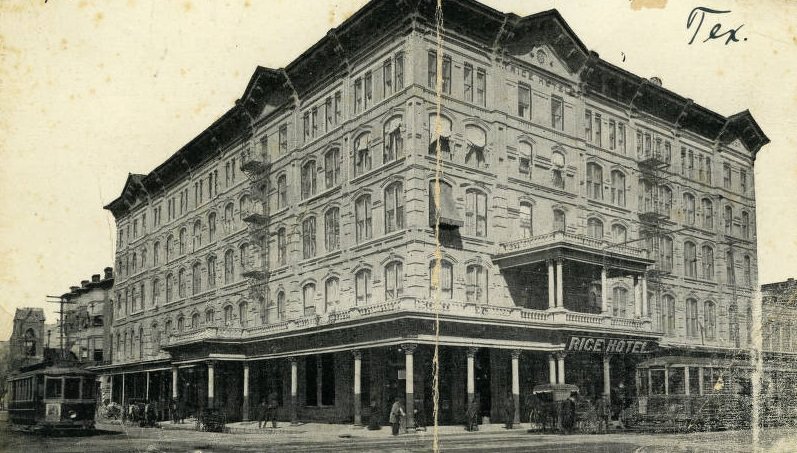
[6,360,97,432]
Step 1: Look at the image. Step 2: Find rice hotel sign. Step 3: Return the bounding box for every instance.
[566,335,657,354]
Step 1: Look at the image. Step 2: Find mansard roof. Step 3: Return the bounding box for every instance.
[105,0,768,219]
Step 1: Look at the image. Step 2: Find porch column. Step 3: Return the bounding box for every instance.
[171,366,178,399]
[555,259,564,308]
[633,276,642,318]
[242,363,250,422]
[402,343,417,429]
[547,260,555,309]
[122,373,126,405]
[601,267,608,313]
[641,273,649,317]
[146,371,151,400]
[557,354,566,384]
[467,347,477,400]
[548,354,557,384]
[603,355,611,398]
[647,368,653,396]
[663,366,670,395]
[109,374,114,404]
[353,351,363,426]
[207,361,215,409]
[698,367,705,396]
[290,358,298,425]
[316,356,323,408]
[511,350,521,425]
[684,366,691,396]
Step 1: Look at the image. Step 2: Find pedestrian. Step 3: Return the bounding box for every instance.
[562,392,577,434]
[465,394,480,432]
[389,398,405,436]
[595,395,609,434]
[257,399,267,428]
[504,391,515,429]
[266,391,279,428]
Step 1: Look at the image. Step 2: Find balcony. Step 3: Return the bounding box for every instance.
[162,297,655,348]
[495,231,651,271]
[638,151,670,172]
[241,203,267,225]
[240,149,268,174]
[241,261,268,280]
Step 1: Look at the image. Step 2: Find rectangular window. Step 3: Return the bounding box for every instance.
[363,71,373,108]
[427,51,436,89]
[394,52,404,89]
[551,96,564,130]
[303,112,310,143]
[688,150,695,179]
[311,107,319,138]
[518,84,531,118]
[475,69,486,107]
[594,114,602,146]
[608,120,616,150]
[325,97,333,131]
[334,91,342,125]
[723,163,732,188]
[585,110,593,142]
[636,131,643,156]
[354,78,363,114]
[618,123,626,152]
[302,218,316,259]
[644,133,652,157]
[279,124,288,154]
[740,169,747,193]
[442,56,451,95]
[463,63,473,102]
[383,59,393,97]
[664,141,672,163]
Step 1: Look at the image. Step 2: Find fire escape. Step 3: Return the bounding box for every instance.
[240,135,270,323]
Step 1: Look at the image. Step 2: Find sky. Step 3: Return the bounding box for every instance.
[1,0,796,340]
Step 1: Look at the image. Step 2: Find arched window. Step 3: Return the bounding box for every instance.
[116,333,121,360]
[612,287,629,318]
[551,152,565,189]
[240,242,250,270]
[277,228,287,265]
[205,308,215,324]
[165,273,174,303]
[465,189,487,237]
[553,209,566,232]
[660,236,674,272]
[208,212,217,242]
[702,198,714,229]
[23,328,36,357]
[702,245,715,280]
[466,264,487,303]
[192,262,202,294]
[177,316,185,332]
[428,114,452,157]
[355,269,372,305]
[302,217,316,259]
[239,301,249,327]
[165,319,172,337]
[385,261,404,299]
[224,249,235,284]
[384,116,403,163]
[384,182,405,233]
[586,163,603,200]
[207,255,217,288]
[355,195,372,242]
[464,125,487,168]
[724,205,733,234]
[741,211,750,239]
[193,220,202,251]
[178,268,186,298]
[152,279,160,306]
[683,193,696,225]
[744,255,752,286]
[726,250,736,284]
[325,277,340,311]
[276,175,287,210]
[518,142,533,176]
[141,248,147,270]
[219,204,231,234]
[302,284,316,316]
[611,170,625,207]
[325,208,340,252]
[520,202,533,238]
[152,323,160,349]
[223,305,233,326]
[686,298,698,337]
[277,291,286,321]
[660,185,673,219]
[587,218,603,240]
[132,252,137,273]
[704,301,716,339]
[324,149,340,189]
[179,228,187,255]
[191,313,200,330]
[429,259,454,299]
[301,160,317,199]
[153,241,161,266]
[612,224,627,243]
[239,195,251,221]
[684,241,697,278]
[354,133,371,176]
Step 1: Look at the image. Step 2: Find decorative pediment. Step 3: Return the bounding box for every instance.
[727,139,749,154]
[514,45,577,81]
[501,10,589,76]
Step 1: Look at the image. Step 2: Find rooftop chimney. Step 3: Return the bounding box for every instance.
[81,280,90,288]
[69,286,80,292]
[92,274,101,283]
[104,267,113,279]
[649,76,662,87]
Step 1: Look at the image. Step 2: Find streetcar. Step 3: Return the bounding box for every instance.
[6,359,97,432]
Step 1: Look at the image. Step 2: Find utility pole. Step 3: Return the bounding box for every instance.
[46,295,74,360]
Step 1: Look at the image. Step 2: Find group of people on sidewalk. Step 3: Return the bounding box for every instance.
[256,391,280,429]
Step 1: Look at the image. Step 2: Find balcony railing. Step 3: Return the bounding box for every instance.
[163,297,654,346]
[240,150,268,174]
[241,204,267,225]
[498,231,648,261]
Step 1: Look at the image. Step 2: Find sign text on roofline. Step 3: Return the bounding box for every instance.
[566,336,656,354]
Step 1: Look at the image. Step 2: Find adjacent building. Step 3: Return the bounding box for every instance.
[760,278,797,423]
[97,0,768,427]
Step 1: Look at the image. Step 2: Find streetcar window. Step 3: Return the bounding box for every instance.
[668,367,686,394]
[650,368,666,395]
[46,377,63,398]
[65,377,81,399]
[82,378,96,399]
[688,367,701,395]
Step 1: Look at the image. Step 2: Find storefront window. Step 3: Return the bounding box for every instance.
[689,367,701,395]
[639,370,650,396]
[650,368,665,395]
[668,367,685,394]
